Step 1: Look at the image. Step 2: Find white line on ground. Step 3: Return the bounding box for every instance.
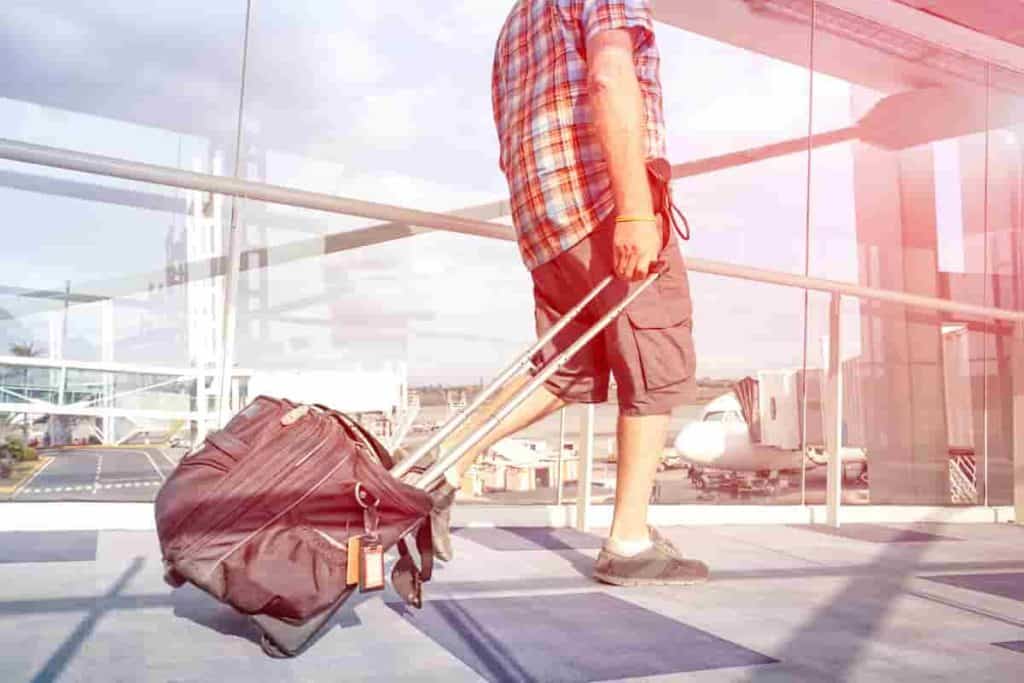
[10,457,55,499]
[139,449,167,482]
[93,452,104,495]
[22,479,163,494]
[156,448,178,468]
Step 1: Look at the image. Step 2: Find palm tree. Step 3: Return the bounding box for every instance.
[9,341,43,357]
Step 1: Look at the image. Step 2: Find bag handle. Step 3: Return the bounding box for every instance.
[312,404,395,469]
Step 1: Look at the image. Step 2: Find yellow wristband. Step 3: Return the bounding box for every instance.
[614,214,658,224]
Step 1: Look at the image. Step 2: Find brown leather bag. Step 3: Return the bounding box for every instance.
[155,396,434,655]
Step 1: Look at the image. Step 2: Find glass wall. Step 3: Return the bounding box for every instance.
[0,1,1020,511]
[807,5,1024,507]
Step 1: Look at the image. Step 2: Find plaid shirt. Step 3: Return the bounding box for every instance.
[492,0,667,271]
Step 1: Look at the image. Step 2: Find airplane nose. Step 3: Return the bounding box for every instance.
[673,422,726,464]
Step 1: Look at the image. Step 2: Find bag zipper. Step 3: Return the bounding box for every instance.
[172,425,335,561]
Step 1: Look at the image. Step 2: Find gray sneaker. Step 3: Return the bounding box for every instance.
[593,541,709,587]
[648,525,683,559]
[428,482,456,562]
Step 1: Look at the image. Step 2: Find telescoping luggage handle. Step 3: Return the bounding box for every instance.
[405,262,668,492]
[389,264,625,480]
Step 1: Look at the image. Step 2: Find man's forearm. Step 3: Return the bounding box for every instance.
[588,46,654,217]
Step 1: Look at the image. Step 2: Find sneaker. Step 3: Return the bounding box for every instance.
[648,525,683,559]
[428,481,456,562]
[593,541,709,587]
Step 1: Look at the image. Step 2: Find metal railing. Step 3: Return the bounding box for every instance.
[2,137,1023,526]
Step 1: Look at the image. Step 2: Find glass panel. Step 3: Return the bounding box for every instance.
[808,2,998,307]
[823,293,985,507]
[648,278,807,506]
[804,3,1024,507]
[2,1,249,501]
[230,199,536,502]
[981,65,1024,507]
[241,1,510,204]
[659,3,812,274]
[0,188,230,502]
[1,1,247,166]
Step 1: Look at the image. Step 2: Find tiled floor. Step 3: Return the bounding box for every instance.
[0,522,1022,681]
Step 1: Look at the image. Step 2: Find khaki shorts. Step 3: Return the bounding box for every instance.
[530,213,697,416]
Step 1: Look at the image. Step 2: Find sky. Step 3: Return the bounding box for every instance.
[0,0,988,384]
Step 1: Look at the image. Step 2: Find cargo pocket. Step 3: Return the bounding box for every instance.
[625,279,693,392]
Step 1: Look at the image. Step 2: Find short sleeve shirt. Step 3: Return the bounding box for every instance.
[491,0,666,271]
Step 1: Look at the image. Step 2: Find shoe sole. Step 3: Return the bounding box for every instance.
[592,570,709,587]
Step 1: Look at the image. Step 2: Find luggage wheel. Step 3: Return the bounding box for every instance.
[259,633,294,659]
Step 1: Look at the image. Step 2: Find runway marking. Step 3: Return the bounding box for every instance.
[156,448,178,468]
[93,452,104,495]
[20,479,163,494]
[139,449,167,482]
[10,457,55,499]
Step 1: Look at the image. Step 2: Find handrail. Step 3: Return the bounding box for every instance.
[0,139,512,243]
[2,137,1023,325]
[685,257,1024,323]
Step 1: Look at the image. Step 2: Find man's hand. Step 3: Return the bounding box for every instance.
[613,219,661,281]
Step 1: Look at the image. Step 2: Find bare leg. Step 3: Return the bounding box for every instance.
[609,412,670,542]
[440,374,569,482]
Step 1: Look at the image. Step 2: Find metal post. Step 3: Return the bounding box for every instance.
[58,366,67,407]
[1012,321,1024,525]
[101,300,114,444]
[196,370,208,446]
[217,197,244,426]
[555,407,566,505]
[826,292,844,527]
[216,0,254,427]
[576,403,595,532]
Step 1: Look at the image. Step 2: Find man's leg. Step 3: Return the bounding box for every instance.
[440,374,569,483]
[588,210,708,584]
[426,372,570,563]
[609,412,670,542]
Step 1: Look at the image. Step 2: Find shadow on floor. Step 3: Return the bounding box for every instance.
[30,556,144,683]
[745,524,954,682]
[171,580,376,653]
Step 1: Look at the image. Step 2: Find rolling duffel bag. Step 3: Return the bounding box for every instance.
[156,261,667,658]
[155,398,436,657]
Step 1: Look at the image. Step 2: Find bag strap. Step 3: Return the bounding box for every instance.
[647,157,691,243]
[396,517,434,583]
[312,404,394,469]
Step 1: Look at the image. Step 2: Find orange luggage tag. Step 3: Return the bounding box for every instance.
[355,483,385,593]
[346,535,362,586]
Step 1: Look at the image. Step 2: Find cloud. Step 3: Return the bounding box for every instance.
[353,90,426,150]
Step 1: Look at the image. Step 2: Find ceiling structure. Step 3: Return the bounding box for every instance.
[894,0,1024,49]
[653,0,1024,96]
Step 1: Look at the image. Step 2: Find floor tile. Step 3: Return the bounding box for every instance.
[922,572,1024,602]
[0,531,98,563]
[454,526,605,551]
[387,591,776,682]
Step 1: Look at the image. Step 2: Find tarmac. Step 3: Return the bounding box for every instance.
[6,447,180,502]
[0,521,1021,681]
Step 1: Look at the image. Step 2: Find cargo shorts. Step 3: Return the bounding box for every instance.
[530,209,697,416]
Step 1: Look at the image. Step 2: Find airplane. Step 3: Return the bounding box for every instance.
[671,389,868,495]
